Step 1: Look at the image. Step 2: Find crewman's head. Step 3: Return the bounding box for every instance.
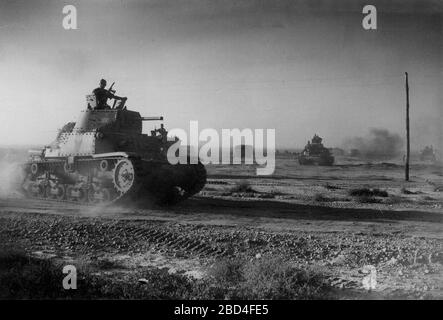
[160,124,164,128]
[99,79,107,89]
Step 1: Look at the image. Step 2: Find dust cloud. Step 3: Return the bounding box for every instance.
[344,128,404,160]
[0,148,27,197]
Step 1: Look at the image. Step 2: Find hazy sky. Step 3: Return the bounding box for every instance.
[0,0,441,150]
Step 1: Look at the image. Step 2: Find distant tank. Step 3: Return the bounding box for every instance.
[420,145,437,162]
[21,86,206,205]
[298,134,334,166]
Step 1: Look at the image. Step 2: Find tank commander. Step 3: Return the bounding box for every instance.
[93,79,126,110]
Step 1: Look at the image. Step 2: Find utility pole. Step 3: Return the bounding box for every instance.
[405,72,410,181]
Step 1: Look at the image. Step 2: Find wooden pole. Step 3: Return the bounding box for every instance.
[405,72,410,181]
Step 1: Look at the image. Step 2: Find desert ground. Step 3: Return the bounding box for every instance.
[0,148,442,299]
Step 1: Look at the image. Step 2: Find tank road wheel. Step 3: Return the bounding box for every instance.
[88,188,98,204]
[56,184,66,200]
[39,184,47,198]
[88,188,111,204]
[66,186,78,202]
[45,184,65,200]
[45,185,54,199]
[27,182,45,198]
[78,188,88,203]
[66,186,74,201]
[25,183,34,197]
[101,188,111,203]
[66,186,87,202]
[54,184,66,200]
[113,159,136,194]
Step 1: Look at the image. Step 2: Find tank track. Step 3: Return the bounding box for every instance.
[298,154,334,166]
[21,157,206,206]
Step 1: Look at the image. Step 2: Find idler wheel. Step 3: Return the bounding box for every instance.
[113,159,136,194]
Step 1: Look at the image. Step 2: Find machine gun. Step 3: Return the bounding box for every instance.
[107,82,128,109]
[108,82,116,94]
[108,82,119,109]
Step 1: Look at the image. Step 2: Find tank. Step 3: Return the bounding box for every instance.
[21,90,206,205]
[298,134,334,166]
[420,145,437,162]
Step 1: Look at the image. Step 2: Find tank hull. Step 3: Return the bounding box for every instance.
[22,155,206,205]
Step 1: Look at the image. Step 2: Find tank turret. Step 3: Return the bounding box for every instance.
[44,109,166,159]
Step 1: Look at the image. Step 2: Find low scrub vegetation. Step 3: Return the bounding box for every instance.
[355,195,381,203]
[349,187,388,198]
[384,195,408,205]
[313,192,349,203]
[400,187,420,195]
[202,256,334,299]
[230,180,256,193]
[0,249,334,300]
[324,184,341,190]
[313,193,331,202]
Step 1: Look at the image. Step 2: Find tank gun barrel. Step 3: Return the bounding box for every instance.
[28,149,43,154]
[141,116,164,121]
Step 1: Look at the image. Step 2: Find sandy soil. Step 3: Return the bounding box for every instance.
[0,155,442,299]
